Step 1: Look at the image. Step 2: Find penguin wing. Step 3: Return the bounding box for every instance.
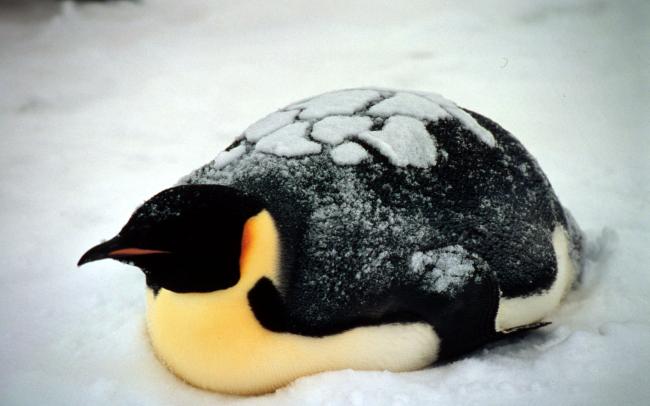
[396,245,502,360]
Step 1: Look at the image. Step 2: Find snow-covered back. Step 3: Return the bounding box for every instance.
[234,88,478,168]
[1,0,648,405]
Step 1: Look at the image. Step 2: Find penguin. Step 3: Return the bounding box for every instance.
[79,88,584,395]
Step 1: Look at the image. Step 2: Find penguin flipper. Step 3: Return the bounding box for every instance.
[402,246,502,361]
[497,321,550,337]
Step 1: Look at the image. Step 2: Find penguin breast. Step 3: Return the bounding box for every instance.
[146,288,439,395]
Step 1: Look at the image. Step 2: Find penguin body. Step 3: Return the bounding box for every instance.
[80,88,583,395]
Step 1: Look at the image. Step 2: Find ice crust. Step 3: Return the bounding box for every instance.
[237,88,493,168]
[440,103,496,147]
[254,121,321,157]
[312,116,373,145]
[289,89,382,119]
[418,92,497,147]
[357,115,437,167]
[330,142,370,165]
[244,110,300,142]
[368,92,451,121]
[212,144,247,170]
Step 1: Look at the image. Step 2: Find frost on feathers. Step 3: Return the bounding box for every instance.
[410,246,481,297]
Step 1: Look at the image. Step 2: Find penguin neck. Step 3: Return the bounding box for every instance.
[145,209,282,336]
[144,209,284,389]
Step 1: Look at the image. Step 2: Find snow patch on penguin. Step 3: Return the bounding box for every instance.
[254,122,321,157]
[289,89,382,120]
[357,115,437,168]
[212,144,247,170]
[417,91,496,147]
[368,92,450,121]
[312,116,373,145]
[230,88,495,168]
[244,110,300,142]
[410,246,479,296]
[330,142,370,165]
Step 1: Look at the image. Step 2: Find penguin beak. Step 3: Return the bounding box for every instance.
[78,236,123,266]
[77,236,170,266]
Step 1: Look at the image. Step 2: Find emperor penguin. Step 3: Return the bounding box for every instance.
[79,88,583,395]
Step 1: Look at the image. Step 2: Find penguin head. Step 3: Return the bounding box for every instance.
[78,185,266,293]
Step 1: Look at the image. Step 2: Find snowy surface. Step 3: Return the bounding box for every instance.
[1,0,649,405]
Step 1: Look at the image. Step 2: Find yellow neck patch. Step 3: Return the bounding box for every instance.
[145,209,439,395]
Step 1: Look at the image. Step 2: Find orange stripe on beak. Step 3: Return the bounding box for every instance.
[109,248,170,256]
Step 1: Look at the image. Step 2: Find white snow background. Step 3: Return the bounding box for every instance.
[1,0,649,404]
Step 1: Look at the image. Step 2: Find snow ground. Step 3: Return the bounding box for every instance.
[0,0,648,404]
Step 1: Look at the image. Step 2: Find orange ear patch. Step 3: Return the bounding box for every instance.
[109,248,170,256]
[240,217,255,272]
[237,210,280,285]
